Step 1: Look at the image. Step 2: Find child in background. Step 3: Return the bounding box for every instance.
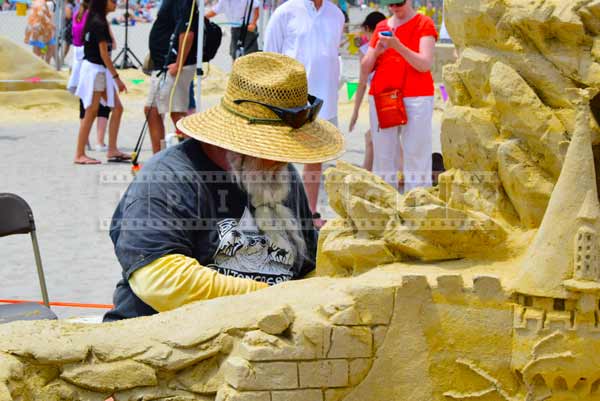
[24,0,56,63]
[68,0,112,152]
[348,11,386,171]
[74,0,129,164]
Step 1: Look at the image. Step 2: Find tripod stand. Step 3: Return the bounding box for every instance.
[112,0,143,69]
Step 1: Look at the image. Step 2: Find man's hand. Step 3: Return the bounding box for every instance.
[168,63,179,76]
[248,22,257,32]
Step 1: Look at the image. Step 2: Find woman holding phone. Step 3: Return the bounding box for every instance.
[361,0,437,192]
[74,0,129,164]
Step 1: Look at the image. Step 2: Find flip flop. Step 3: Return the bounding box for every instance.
[74,158,101,165]
[107,154,132,163]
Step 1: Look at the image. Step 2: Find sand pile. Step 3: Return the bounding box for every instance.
[0,36,66,91]
[0,36,78,122]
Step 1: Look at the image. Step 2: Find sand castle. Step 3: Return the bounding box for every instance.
[2,0,600,400]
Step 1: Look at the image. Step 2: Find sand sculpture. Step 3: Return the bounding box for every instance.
[2,0,600,400]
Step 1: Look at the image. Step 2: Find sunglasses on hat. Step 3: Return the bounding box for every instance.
[233,95,324,129]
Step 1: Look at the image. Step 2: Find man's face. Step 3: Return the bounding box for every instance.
[259,158,286,171]
[227,151,289,193]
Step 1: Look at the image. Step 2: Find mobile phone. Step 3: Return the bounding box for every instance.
[380,31,393,37]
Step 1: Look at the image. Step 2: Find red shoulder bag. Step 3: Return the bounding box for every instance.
[374,88,407,129]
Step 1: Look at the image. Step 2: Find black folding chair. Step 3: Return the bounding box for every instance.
[0,193,57,323]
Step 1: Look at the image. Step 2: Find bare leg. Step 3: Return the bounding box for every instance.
[96,116,108,146]
[170,112,186,126]
[170,111,189,139]
[107,94,126,159]
[63,44,70,61]
[302,163,322,214]
[146,106,164,154]
[33,46,43,59]
[75,92,102,163]
[363,129,373,171]
[45,44,56,64]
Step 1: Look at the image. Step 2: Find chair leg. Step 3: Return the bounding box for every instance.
[30,231,50,308]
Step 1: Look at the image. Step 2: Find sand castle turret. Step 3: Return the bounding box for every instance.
[512,90,600,299]
[564,190,600,288]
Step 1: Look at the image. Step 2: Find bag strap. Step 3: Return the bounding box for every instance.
[238,0,255,48]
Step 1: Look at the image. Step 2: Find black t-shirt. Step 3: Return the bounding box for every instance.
[83,14,112,66]
[103,139,318,321]
[148,0,199,69]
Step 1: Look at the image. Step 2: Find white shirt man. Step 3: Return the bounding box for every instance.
[264,0,344,222]
[264,0,344,121]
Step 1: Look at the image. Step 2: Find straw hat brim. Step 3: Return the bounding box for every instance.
[177,104,345,164]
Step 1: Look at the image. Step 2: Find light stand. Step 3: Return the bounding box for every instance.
[112,0,143,69]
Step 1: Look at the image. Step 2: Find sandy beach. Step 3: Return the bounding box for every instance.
[0,6,443,318]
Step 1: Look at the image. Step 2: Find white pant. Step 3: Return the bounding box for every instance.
[370,95,433,192]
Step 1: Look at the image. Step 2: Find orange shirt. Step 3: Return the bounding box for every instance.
[368,14,438,97]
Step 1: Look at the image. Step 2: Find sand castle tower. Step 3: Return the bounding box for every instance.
[511,90,600,301]
[510,91,600,396]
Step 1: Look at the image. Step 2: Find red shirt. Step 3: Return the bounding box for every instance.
[369,14,438,97]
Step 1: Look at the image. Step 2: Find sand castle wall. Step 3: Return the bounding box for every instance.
[0,271,515,401]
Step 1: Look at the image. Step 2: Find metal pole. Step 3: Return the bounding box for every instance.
[54,0,64,70]
[195,0,205,111]
[30,231,50,308]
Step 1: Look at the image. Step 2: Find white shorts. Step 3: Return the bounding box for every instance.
[145,65,195,115]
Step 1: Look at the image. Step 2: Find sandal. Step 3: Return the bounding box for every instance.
[107,153,132,163]
[74,157,101,165]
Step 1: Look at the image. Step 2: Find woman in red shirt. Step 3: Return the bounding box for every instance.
[361,0,437,192]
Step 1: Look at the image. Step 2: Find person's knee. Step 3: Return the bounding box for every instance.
[114,103,124,114]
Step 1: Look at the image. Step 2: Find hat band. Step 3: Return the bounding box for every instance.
[221,100,286,126]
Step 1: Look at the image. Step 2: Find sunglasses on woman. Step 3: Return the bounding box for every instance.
[232,95,324,129]
[389,0,407,6]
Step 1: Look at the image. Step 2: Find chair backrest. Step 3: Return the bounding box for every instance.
[0,193,35,237]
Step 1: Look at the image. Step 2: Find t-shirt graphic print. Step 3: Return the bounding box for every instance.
[209,207,295,285]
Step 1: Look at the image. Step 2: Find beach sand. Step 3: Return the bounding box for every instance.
[0,7,443,318]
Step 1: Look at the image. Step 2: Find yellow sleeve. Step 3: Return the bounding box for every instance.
[129,254,269,312]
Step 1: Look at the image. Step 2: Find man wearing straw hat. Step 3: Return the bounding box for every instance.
[104,52,344,321]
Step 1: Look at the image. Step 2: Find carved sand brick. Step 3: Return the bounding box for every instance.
[223,357,298,391]
[298,360,348,388]
[327,326,372,359]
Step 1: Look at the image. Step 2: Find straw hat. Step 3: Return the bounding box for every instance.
[177,52,345,163]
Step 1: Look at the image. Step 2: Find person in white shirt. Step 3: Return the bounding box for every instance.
[206,0,261,59]
[263,0,344,227]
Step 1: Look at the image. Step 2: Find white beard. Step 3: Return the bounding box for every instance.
[226,152,307,263]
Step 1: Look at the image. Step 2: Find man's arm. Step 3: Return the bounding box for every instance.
[248,7,259,32]
[169,0,197,76]
[168,30,195,75]
[129,254,268,312]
